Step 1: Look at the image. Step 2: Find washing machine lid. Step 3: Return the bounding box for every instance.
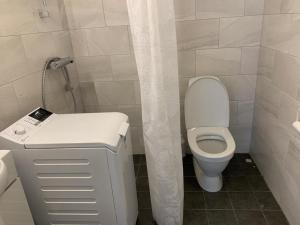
[24,112,129,151]
[184,76,229,129]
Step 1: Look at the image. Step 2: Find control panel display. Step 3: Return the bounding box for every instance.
[28,108,53,122]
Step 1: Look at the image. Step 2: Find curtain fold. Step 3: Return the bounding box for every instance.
[126,1,184,224]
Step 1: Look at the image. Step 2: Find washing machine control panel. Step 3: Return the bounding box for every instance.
[0,108,55,144]
[28,108,53,123]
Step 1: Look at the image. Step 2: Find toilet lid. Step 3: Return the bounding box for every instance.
[184,76,229,129]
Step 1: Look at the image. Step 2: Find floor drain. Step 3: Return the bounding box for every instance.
[245,158,253,163]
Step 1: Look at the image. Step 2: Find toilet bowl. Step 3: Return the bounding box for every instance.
[184,76,236,192]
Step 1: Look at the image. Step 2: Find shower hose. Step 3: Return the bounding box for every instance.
[42,58,77,112]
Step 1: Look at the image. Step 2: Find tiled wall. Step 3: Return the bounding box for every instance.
[0,0,82,131]
[64,0,144,153]
[251,1,300,224]
[66,0,263,153]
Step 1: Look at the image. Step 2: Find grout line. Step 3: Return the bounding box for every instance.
[228,191,240,225]
[201,191,211,225]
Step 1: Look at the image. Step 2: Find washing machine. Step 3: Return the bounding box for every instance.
[0,108,138,225]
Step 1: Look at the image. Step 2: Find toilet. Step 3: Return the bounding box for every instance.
[184,76,236,192]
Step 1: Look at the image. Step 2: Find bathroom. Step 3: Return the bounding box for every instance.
[0,0,299,224]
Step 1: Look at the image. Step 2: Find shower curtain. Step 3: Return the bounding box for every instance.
[126,0,184,224]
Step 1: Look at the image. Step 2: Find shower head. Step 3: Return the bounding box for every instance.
[47,57,74,70]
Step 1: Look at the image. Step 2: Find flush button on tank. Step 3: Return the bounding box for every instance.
[14,125,26,135]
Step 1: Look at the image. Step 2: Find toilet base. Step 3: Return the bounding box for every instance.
[193,158,223,192]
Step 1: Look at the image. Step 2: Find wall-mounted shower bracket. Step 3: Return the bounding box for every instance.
[38,0,50,18]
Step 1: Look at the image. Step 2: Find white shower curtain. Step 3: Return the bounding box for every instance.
[126,0,184,224]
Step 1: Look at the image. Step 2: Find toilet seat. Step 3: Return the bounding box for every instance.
[187,127,235,162]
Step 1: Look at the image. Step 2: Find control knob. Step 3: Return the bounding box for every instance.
[14,125,26,135]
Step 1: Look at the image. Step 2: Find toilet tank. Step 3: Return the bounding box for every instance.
[184,76,229,129]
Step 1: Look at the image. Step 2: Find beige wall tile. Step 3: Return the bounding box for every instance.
[13,72,42,115]
[229,101,239,126]
[196,0,244,19]
[230,125,252,152]
[110,55,138,80]
[220,75,257,101]
[79,81,99,106]
[178,50,196,77]
[272,52,300,99]
[0,0,37,36]
[94,80,136,105]
[289,14,300,58]
[196,48,241,76]
[31,0,68,32]
[245,0,264,15]
[64,0,105,29]
[174,0,195,20]
[264,0,282,14]
[21,33,57,61]
[237,101,254,126]
[176,19,219,50]
[261,14,292,52]
[258,47,276,78]
[118,105,142,126]
[255,76,281,117]
[220,16,263,47]
[103,0,129,26]
[52,31,74,57]
[0,0,83,130]
[85,26,130,55]
[241,47,260,75]
[0,36,30,86]
[285,141,300,193]
[281,0,300,13]
[70,30,89,56]
[0,84,21,130]
[76,56,113,82]
[278,92,300,127]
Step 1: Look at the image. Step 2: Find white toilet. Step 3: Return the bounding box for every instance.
[184,76,236,192]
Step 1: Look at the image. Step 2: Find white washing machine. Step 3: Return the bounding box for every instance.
[0,108,138,225]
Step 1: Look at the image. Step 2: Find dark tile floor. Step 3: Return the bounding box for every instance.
[134,153,290,225]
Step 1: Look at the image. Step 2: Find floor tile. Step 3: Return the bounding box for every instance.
[229,192,260,210]
[223,176,252,191]
[224,162,260,177]
[183,154,193,164]
[133,153,289,225]
[207,210,238,225]
[184,177,202,191]
[133,155,141,165]
[136,177,150,191]
[254,192,281,210]
[138,191,152,209]
[204,192,232,209]
[138,164,148,177]
[236,211,268,225]
[248,175,270,191]
[134,164,140,176]
[184,192,205,209]
[183,210,208,225]
[264,211,290,225]
[183,164,196,177]
[231,153,253,164]
[137,209,156,225]
[134,154,146,165]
